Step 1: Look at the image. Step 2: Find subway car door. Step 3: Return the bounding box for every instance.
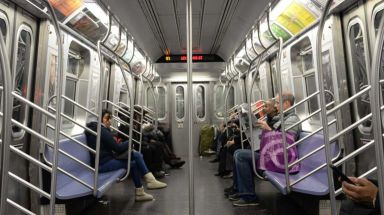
[171,83,188,156]
[171,83,211,156]
[192,83,211,156]
[342,1,374,175]
[8,5,38,214]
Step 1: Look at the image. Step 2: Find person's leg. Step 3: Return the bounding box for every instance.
[141,145,155,172]
[233,149,259,201]
[99,159,127,172]
[339,199,377,215]
[131,151,150,175]
[152,142,165,172]
[99,159,143,188]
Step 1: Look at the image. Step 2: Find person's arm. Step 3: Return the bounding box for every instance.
[256,120,272,131]
[342,177,379,208]
[101,127,128,153]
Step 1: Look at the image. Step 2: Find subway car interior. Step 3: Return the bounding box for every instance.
[1,0,384,214]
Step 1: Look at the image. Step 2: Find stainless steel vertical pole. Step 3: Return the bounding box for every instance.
[315,1,337,214]
[186,0,194,214]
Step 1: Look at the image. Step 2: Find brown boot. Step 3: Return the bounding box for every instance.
[135,186,154,201]
[144,172,167,189]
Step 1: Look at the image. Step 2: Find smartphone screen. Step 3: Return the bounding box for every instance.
[329,164,356,185]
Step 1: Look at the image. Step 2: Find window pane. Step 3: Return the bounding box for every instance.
[228,86,235,108]
[349,22,371,129]
[195,86,205,119]
[157,87,166,118]
[322,50,334,105]
[12,29,32,133]
[176,86,184,119]
[215,86,224,117]
[305,75,319,120]
[374,10,384,36]
[67,56,79,75]
[64,78,77,118]
[0,18,7,42]
[147,87,155,111]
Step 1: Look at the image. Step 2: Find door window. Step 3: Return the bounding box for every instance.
[195,85,205,119]
[175,86,185,120]
[12,27,32,135]
[348,20,371,132]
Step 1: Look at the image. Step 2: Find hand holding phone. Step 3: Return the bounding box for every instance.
[329,164,356,185]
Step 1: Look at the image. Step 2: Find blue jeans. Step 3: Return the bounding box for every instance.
[233,149,259,201]
[99,151,149,188]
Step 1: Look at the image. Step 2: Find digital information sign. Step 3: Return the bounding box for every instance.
[157,54,223,63]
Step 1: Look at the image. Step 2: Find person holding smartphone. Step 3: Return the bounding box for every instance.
[340,176,380,214]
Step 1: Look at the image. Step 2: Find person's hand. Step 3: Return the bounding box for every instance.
[342,177,378,205]
[226,140,235,146]
[256,120,272,131]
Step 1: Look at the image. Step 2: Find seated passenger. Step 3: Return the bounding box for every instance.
[217,121,249,178]
[230,92,301,207]
[142,122,185,169]
[85,109,167,202]
[340,177,380,215]
[116,109,166,178]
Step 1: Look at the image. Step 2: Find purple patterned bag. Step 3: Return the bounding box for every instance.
[257,130,300,173]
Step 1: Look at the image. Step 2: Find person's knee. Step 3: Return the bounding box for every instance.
[235,150,250,162]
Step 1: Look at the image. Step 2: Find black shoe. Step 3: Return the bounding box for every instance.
[170,160,185,168]
[224,185,233,193]
[214,172,222,177]
[228,194,240,201]
[232,198,260,207]
[209,158,219,163]
[153,171,165,179]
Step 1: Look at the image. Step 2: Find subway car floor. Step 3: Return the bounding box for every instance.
[83,157,334,215]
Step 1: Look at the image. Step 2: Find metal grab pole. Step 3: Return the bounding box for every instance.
[315,1,337,214]
[186,0,194,214]
[94,41,107,196]
[275,37,291,193]
[224,78,234,137]
[247,57,263,176]
[0,18,13,215]
[45,1,64,213]
[116,61,133,181]
[369,6,384,214]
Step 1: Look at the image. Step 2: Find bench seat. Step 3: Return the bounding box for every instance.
[45,134,126,199]
[263,132,339,195]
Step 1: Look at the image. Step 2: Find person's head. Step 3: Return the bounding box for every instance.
[264,99,277,116]
[101,109,112,128]
[275,92,295,113]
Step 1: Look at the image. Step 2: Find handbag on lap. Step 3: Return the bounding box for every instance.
[257,130,300,174]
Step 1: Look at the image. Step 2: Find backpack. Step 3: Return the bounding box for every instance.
[198,124,215,155]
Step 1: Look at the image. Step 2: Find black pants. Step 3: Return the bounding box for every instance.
[141,142,164,172]
[339,199,379,215]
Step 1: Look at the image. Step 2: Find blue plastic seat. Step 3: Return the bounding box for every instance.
[45,134,126,199]
[263,132,340,195]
